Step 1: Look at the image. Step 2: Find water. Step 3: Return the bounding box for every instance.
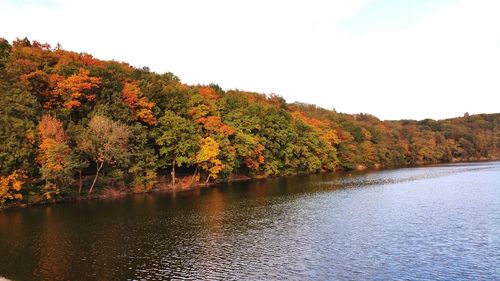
[0,162,499,280]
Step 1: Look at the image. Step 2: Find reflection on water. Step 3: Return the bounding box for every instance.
[34,208,72,280]
[0,162,499,280]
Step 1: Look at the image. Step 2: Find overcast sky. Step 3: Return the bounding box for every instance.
[1,0,499,120]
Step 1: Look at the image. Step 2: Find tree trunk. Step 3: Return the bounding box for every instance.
[88,161,104,196]
[78,169,83,194]
[171,159,176,186]
[205,174,210,184]
[188,166,199,188]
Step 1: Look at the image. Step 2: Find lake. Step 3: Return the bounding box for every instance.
[0,162,499,280]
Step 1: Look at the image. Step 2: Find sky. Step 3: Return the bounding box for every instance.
[1,0,499,120]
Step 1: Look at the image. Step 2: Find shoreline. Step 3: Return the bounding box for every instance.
[1,158,498,211]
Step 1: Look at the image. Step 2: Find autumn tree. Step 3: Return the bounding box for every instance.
[233,132,265,173]
[196,137,224,183]
[37,115,75,199]
[2,37,500,206]
[52,68,101,109]
[82,115,130,195]
[121,82,157,125]
[0,171,25,206]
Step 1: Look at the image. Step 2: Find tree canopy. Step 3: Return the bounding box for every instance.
[1,37,499,207]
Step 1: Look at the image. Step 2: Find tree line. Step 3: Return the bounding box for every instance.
[1,38,499,206]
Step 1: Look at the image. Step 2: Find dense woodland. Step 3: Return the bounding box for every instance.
[1,38,499,207]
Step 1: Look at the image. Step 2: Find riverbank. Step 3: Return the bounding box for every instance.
[2,158,499,211]
[0,173,253,210]
[2,38,500,213]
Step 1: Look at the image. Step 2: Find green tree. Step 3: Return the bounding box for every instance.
[154,110,199,185]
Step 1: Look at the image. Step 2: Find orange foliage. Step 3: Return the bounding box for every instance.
[336,128,352,142]
[188,104,210,120]
[10,58,37,75]
[178,83,190,91]
[292,111,324,128]
[194,87,220,115]
[36,116,69,171]
[292,111,340,145]
[266,94,285,107]
[244,144,265,170]
[80,54,104,68]
[49,73,64,85]
[37,115,67,143]
[121,82,141,107]
[52,68,100,109]
[379,124,391,134]
[121,82,157,125]
[199,87,220,100]
[38,139,70,172]
[32,40,51,50]
[245,93,260,104]
[22,71,65,109]
[196,116,235,136]
[51,50,104,72]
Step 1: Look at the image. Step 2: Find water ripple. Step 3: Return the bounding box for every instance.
[0,162,499,280]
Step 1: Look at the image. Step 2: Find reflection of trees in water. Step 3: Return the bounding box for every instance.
[34,207,72,280]
[178,188,227,278]
[0,209,24,235]
[0,211,26,279]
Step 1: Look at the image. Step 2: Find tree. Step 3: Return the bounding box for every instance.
[196,137,224,183]
[0,37,11,69]
[82,116,130,195]
[0,85,39,176]
[38,141,74,198]
[127,123,158,192]
[233,131,265,173]
[36,115,75,199]
[52,68,101,109]
[66,123,90,194]
[0,171,24,206]
[154,110,199,185]
[2,36,500,207]
[260,107,298,176]
[121,82,157,125]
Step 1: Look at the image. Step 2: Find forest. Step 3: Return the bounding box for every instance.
[1,38,499,207]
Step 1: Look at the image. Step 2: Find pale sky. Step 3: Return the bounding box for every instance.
[1,0,499,120]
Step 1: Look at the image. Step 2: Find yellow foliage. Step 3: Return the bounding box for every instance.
[196,137,225,181]
[0,171,25,205]
[292,110,340,146]
[208,159,224,180]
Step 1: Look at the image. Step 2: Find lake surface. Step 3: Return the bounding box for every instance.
[0,162,499,280]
